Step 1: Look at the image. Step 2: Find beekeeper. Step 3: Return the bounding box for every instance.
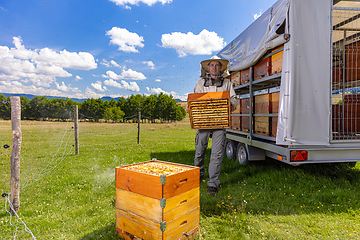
[186,57,237,195]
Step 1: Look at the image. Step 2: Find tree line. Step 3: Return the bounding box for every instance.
[0,93,186,122]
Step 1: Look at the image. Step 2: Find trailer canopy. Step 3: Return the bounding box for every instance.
[219,0,337,146]
[217,0,288,72]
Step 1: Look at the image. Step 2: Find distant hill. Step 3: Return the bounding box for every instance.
[1,93,182,102]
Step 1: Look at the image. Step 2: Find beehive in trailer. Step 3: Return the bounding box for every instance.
[115,159,200,240]
[188,91,230,129]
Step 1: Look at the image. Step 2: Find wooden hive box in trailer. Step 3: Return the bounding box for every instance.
[188,91,230,129]
[239,95,250,132]
[230,71,241,87]
[231,98,241,131]
[115,159,200,240]
[271,44,284,76]
[240,68,251,85]
[254,57,271,80]
[270,88,280,137]
[254,90,271,136]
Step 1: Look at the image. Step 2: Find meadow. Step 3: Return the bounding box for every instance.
[1,119,360,239]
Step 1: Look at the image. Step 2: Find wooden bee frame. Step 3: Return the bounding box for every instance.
[188,91,231,129]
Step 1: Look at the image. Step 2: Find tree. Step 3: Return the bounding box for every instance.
[79,98,104,121]
[142,94,158,123]
[30,96,50,120]
[0,94,11,120]
[103,106,125,121]
[20,96,32,120]
[124,94,143,122]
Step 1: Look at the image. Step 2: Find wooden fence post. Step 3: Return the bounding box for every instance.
[74,105,79,155]
[137,110,141,144]
[10,96,21,213]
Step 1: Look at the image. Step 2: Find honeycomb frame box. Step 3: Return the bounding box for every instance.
[188,91,230,130]
[115,159,200,240]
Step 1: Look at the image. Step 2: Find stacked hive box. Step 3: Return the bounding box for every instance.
[253,87,280,136]
[254,57,271,80]
[115,159,200,240]
[188,91,230,129]
[240,68,251,85]
[231,98,241,131]
[270,87,280,137]
[230,72,241,87]
[239,94,250,132]
[254,90,271,135]
[271,45,284,76]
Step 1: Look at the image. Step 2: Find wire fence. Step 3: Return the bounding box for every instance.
[1,110,193,239]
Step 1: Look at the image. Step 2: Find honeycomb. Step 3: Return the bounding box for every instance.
[123,162,190,176]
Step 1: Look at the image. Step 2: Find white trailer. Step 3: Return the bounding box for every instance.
[218,0,360,165]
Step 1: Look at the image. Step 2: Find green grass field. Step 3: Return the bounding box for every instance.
[1,120,360,239]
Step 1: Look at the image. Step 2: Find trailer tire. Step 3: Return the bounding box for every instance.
[236,143,249,165]
[225,140,237,159]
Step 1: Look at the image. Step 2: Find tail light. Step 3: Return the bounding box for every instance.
[290,150,308,161]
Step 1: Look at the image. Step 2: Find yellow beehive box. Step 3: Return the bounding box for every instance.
[271,44,284,75]
[115,159,200,240]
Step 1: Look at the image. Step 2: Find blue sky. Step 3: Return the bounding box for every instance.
[0,0,276,101]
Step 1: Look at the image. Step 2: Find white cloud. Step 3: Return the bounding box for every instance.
[102,69,146,80]
[55,81,81,92]
[120,80,140,92]
[146,87,187,101]
[104,79,140,92]
[155,79,161,82]
[101,59,121,68]
[106,27,144,53]
[109,0,172,8]
[91,81,108,92]
[0,36,97,89]
[35,48,97,70]
[160,29,226,57]
[75,75,82,81]
[143,60,155,69]
[110,60,120,68]
[85,87,105,99]
[55,81,69,91]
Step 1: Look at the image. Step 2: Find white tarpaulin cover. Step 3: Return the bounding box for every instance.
[218,0,333,146]
[217,0,288,72]
[277,0,332,146]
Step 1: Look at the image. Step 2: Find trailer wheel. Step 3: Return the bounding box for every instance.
[236,143,248,165]
[225,140,237,159]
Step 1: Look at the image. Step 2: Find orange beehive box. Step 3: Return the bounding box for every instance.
[232,98,240,114]
[188,91,230,129]
[271,117,278,137]
[254,116,270,136]
[254,90,270,136]
[230,71,241,87]
[271,45,284,75]
[239,97,250,114]
[241,116,250,132]
[231,116,240,131]
[240,68,251,85]
[115,159,200,240]
[254,57,271,80]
